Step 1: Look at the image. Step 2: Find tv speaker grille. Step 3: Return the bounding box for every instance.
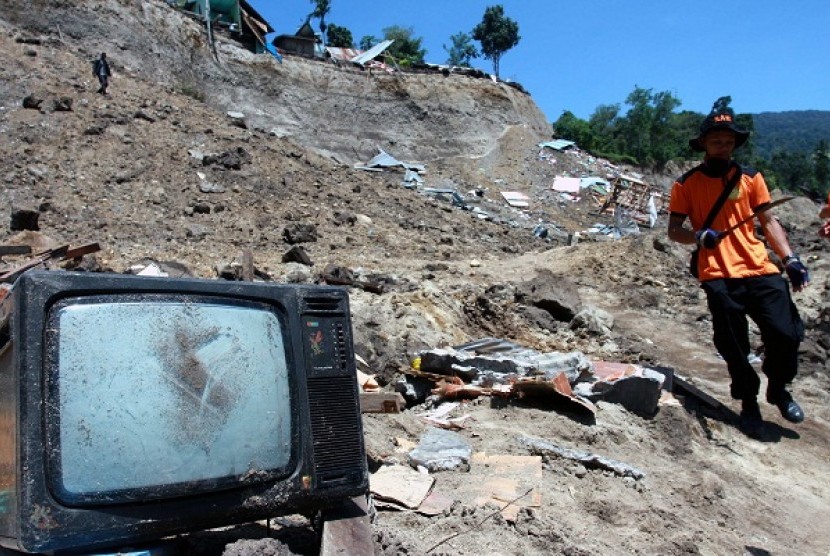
[302,295,344,313]
[307,376,365,486]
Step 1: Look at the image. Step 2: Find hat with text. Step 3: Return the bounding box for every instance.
[689,106,750,152]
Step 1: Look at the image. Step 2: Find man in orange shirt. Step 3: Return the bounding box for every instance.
[819,192,830,238]
[667,104,809,438]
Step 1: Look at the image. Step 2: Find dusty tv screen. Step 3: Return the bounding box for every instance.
[48,297,293,503]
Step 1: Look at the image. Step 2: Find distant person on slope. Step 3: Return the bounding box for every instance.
[819,192,830,239]
[666,102,809,439]
[93,52,111,96]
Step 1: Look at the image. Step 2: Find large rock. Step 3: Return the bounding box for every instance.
[514,270,582,322]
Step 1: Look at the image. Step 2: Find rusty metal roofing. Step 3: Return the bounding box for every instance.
[326,46,364,62]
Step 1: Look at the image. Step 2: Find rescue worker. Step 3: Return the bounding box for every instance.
[819,191,830,239]
[667,102,809,438]
[93,52,111,95]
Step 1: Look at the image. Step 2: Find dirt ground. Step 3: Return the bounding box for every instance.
[1,2,830,555]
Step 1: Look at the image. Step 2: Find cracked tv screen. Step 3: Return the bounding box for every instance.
[49,298,292,501]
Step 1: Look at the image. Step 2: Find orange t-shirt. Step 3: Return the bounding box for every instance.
[669,164,779,281]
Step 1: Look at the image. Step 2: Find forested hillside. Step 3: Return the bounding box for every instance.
[553,90,830,195]
[753,110,830,159]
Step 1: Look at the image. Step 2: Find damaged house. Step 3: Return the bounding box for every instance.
[170,0,273,53]
[271,21,323,59]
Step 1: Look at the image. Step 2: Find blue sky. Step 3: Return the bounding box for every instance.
[246,1,830,123]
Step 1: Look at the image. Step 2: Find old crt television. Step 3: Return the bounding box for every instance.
[0,271,368,554]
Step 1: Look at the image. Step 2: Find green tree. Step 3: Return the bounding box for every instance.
[608,87,682,166]
[306,0,331,41]
[326,23,353,48]
[648,90,682,166]
[617,86,655,165]
[552,111,594,150]
[770,150,813,193]
[672,109,706,159]
[471,5,520,78]
[444,32,478,67]
[382,25,426,66]
[588,104,621,155]
[359,35,377,50]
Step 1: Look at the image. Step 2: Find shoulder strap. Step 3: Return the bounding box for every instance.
[702,164,742,229]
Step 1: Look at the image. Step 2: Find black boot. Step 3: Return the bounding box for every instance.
[739,398,764,439]
[767,389,804,423]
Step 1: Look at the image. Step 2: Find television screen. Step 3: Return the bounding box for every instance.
[0,271,368,554]
[49,297,293,504]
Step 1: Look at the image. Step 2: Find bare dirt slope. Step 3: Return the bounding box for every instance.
[2,2,830,555]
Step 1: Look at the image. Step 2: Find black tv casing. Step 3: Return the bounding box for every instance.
[0,271,368,554]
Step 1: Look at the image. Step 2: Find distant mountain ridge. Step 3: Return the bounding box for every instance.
[751,110,830,159]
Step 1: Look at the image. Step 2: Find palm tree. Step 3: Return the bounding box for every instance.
[307,0,331,39]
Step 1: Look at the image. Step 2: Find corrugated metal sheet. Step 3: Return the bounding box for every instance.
[351,40,394,66]
[501,191,530,208]
[327,46,364,61]
[363,149,425,172]
[538,139,576,151]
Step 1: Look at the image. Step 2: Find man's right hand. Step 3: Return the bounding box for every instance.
[695,228,721,249]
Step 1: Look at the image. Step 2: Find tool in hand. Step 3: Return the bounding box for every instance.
[717,196,796,238]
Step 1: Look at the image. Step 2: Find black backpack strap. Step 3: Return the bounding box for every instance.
[701,163,743,230]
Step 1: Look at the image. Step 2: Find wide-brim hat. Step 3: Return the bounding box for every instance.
[689,108,750,152]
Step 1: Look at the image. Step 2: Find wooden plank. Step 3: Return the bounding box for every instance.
[671,375,723,410]
[241,249,254,282]
[0,246,32,256]
[359,392,405,413]
[319,496,374,556]
[0,245,74,283]
[64,242,100,259]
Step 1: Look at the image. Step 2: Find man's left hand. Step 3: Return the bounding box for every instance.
[784,254,810,291]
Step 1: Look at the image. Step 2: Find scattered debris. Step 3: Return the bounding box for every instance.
[359,392,405,414]
[501,191,530,208]
[281,245,312,266]
[356,148,425,174]
[408,427,472,472]
[320,263,384,294]
[469,453,542,522]
[551,176,581,194]
[574,361,666,417]
[0,242,100,283]
[416,402,472,430]
[512,374,596,415]
[520,435,645,480]
[599,174,665,227]
[538,139,576,152]
[370,464,434,510]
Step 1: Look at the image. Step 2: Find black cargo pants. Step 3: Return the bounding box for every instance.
[701,274,804,401]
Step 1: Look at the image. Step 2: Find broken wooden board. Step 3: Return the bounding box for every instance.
[0,243,100,283]
[671,374,723,410]
[0,245,32,256]
[359,392,405,413]
[467,453,542,522]
[64,242,101,259]
[320,496,374,556]
[370,464,434,509]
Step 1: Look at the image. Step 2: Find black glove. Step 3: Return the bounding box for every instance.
[694,228,720,249]
[784,254,810,291]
